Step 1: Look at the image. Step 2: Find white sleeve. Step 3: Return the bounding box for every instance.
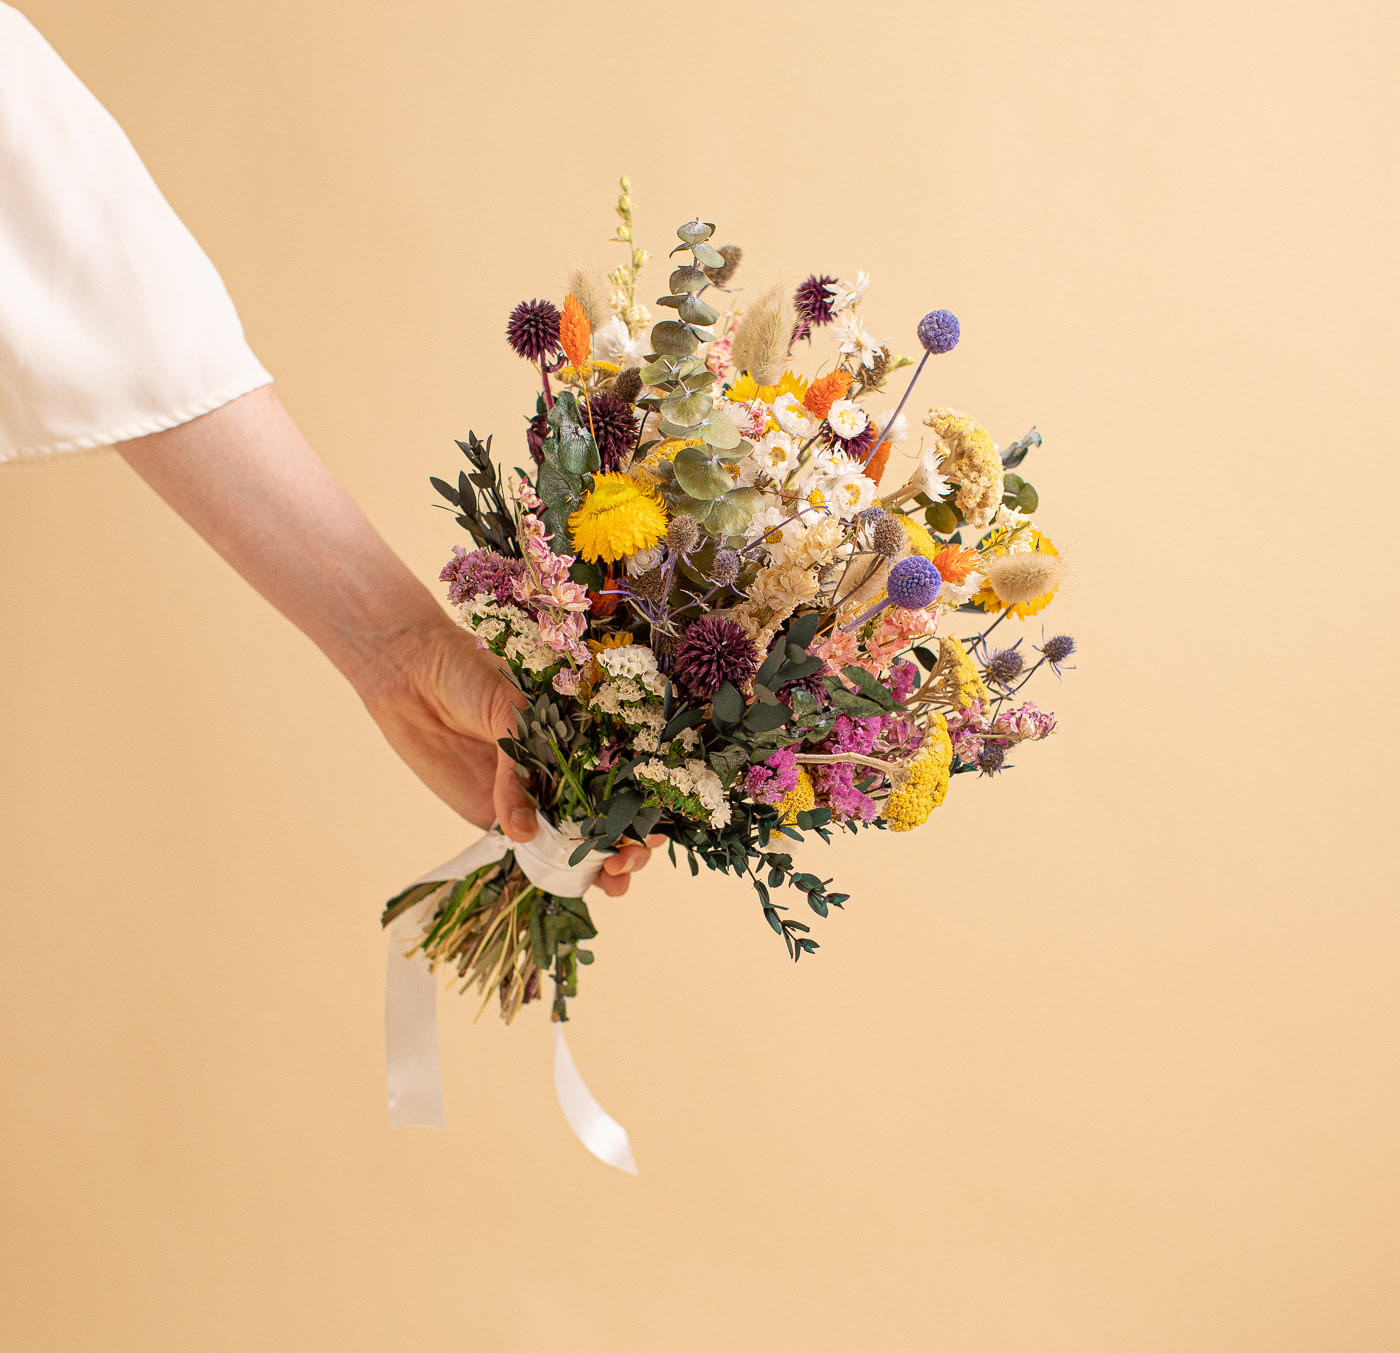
[0,4,272,465]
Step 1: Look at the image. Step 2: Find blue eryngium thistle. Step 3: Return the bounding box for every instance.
[982,645,1025,687]
[863,308,961,465]
[1038,633,1077,676]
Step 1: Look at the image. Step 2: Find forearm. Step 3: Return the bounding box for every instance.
[116,385,450,699]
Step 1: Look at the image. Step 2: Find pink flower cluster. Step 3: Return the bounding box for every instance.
[946,699,1056,763]
[517,511,590,662]
[744,747,800,805]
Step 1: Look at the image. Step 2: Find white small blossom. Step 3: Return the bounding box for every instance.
[824,270,870,314]
[832,311,882,368]
[826,398,869,441]
[918,446,954,500]
[593,315,650,368]
[772,391,820,439]
[871,409,911,446]
[624,544,664,577]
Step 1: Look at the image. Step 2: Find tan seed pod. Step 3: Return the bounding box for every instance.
[730,283,795,386]
[985,550,1065,605]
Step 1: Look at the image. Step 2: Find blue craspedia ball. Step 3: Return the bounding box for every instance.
[887,555,942,610]
[917,309,960,354]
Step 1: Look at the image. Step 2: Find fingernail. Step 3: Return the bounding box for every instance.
[510,808,537,840]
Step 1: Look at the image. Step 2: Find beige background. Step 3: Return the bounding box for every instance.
[3,1,1397,1349]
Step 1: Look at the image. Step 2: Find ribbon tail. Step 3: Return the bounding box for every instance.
[553,1024,638,1175]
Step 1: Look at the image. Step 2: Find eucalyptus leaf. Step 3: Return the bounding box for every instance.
[706,489,759,537]
[678,294,720,325]
[651,320,699,356]
[698,406,741,449]
[673,446,732,499]
[662,389,714,427]
[711,681,744,726]
[691,241,724,269]
[676,220,715,245]
[669,264,709,294]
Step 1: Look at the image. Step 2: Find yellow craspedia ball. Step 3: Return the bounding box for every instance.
[568,473,669,565]
[885,717,953,832]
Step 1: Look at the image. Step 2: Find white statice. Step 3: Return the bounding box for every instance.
[824,270,870,314]
[634,758,732,828]
[772,391,820,439]
[458,596,561,672]
[832,311,882,368]
[597,643,668,695]
[594,314,650,368]
[826,397,869,441]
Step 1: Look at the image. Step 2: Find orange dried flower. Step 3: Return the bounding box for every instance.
[862,438,892,485]
[587,570,621,617]
[560,294,592,370]
[930,543,981,584]
[802,369,853,419]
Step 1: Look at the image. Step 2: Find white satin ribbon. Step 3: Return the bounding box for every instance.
[385,820,637,1173]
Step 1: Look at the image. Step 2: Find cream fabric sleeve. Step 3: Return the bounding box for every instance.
[0,4,272,464]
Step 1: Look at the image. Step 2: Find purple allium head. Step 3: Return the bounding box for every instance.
[673,615,760,699]
[525,409,548,465]
[439,546,526,607]
[1039,633,1077,672]
[583,391,639,470]
[506,299,562,361]
[793,274,839,327]
[887,555,942,610]
[916,309,960,355]
[983,645,1025,686]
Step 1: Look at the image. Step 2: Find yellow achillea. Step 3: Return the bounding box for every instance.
[897,512,939,560]
[776,768,816,826]
[633,436,702,481]
[973,528,1061,619]
[885,717,953,832]
[555,360,621,385]
[568,473,669,564]
[942,635,990,708]
[924,407,1003,529]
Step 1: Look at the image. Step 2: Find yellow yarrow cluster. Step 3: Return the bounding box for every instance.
[555,360,621,386]
[568,473,668,564]
[885,717,953,832]
[633,436,703,482]
[972,527,1061,618]
[896,512,939,560]
[942,635,990,708]
[924,407,1003,529]
[776,768,816,826]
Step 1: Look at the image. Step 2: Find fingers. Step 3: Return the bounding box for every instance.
[493,747,538,842]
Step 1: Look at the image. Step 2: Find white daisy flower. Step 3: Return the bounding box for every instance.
[832,311,882,368]
[772,391,820,439]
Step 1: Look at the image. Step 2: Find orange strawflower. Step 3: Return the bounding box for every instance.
[930,543,981,584]
[862,438,892,484]
[587,571,621,617]
[560,294,592,370]
[802,369,853,419]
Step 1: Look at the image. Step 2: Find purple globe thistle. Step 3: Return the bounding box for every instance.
[505,299,562,361]
[917,309,960,355]
[982,644,1025,687]
[672,615,760,699]
[1038,633,1077,675]
[583,391,638,470]
[887,555,942,610]
[709,548,741,587]
[794,274,839,327]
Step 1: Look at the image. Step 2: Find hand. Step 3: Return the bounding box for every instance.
[362,619,661,896]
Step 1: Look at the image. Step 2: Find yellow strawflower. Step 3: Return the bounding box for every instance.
[726,370,807,405]
[568,473,669,564]
[776,768,816,826]
[885,717,953,832]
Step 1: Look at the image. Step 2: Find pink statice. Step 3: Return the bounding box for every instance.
[946,699,994,763]
[439,546,525,606]
[552,667,581,696]
[811,762,878,822]
[706,335,734,378]
[744,747,800,805]
[887,659,919,705]
[730,398,770,442]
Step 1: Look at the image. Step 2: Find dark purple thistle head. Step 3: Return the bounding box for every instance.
[506,299,562,361]
[673,615,760,700]
[886,555,942,610]
[983,645,1025,686]
[975,741,1007,776]
[1038,633,1077,672]
[916,309,960,355]
[794,274,839,327]
[583,391,639,471]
